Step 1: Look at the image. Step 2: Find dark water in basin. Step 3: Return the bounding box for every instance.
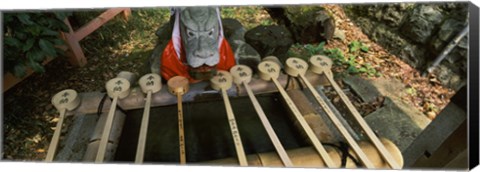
[114,93,308,163]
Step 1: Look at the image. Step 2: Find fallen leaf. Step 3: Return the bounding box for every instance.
[333,96,340,103]
[36,149,45,153]
[427,111,436,120]
[50,117,59,123]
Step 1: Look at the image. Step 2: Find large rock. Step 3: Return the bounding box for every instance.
[244,25,294,61]
[365,97,430,152]
[381,4,408,27]
[429,18,468,65]
[432,64,466,91]
[430,18,466,52]
[342,75,431,151]
[264,6,335,44]
[344,3,468,89]
[222,18,246,42]
[222,18,261,70]
[342,75,381,103]
[343,76,410,103]
[400,5,444,44]
[232,42,261,71]
[399,44,427,69]
[371,24,408,51]
[350,16,375,34]
[346,3,412,27]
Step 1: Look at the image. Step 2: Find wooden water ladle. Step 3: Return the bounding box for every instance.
[210,70,248,166]
[230,65,293,167]
[309,55,402,169]
[284,57,375,168]
[167,75,190,164]
[96,77,131,163]
[257,59,336,168]
[135,73,162,164]
[46,89,81,162]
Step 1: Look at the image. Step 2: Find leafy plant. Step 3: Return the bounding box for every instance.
[348,40,369,53]
[260,19,274,26]
[358,63,381,77]
[304,41,326,55]
[303,40,380,77]
[3,12,71,77]
[325,48,346,65]
[288,40,380,77]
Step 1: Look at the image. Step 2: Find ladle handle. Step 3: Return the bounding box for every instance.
[96,96,119,163]
[271,78,336,168]
[177,93,186,164]
[135,91,152,164]
[324,70,401,169]
[299,74,375,168]
[221,89,248,166]
[243,82,293,167]
[45,108,66,162]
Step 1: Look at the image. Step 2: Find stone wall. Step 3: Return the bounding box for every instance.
[343,3,469,91]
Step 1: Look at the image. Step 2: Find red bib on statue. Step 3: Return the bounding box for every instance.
[160,38,236,82]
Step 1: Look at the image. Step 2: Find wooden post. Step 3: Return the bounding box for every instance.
[61,8,131,67]
[122,8,131,20]
[62,31,87,66]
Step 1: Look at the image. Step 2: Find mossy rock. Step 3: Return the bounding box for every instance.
[264,6,335,44]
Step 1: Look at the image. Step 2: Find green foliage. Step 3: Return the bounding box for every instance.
[285,6,325,26]
[220,6,274,29]
[288,40,381,77]
[304,42,326,55]
[260,19,274,26]
[3,12,71,77]
[324,48,346,65]
[348,40,369,53]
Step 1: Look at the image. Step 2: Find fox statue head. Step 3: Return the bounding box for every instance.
[179,7,222,79]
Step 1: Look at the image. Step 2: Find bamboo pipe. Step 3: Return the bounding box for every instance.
[284,57,375,168]
[135,73,162,164]
[309,55,402,169]
[46,89,81,162]
[167,76,190,164]
[202,138,403,169]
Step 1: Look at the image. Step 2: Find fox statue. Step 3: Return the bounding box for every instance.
[149,7,261,83]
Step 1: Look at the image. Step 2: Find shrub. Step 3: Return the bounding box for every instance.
[3,12,70,77]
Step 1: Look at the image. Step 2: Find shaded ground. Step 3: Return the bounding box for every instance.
[3,8,171,160]
[2,5,454,161]
[320,5,454,119]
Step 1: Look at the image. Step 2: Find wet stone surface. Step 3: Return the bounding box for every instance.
[365,97,430,152]
[342,75,431,152]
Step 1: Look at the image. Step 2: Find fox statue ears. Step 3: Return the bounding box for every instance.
[170,7,224,38]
